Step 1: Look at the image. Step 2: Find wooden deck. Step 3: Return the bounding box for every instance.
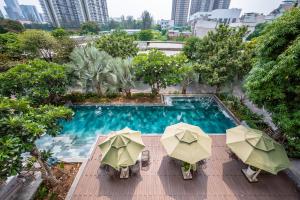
[71,136,300,200]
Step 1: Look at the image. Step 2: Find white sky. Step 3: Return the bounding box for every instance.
[0,0,283,20]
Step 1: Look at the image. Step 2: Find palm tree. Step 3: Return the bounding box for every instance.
[68,45,117,96]
[111,58,135,97]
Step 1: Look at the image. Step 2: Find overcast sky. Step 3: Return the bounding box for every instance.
[0,0,283,20]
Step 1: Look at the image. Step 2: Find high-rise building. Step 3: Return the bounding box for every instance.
[0,10,4,18]
[4,0,24,20]
[20,5,42,23]
[39,0,108,28]
[212,0,231,10]
[171,0,191,27]
[190,0,214,15]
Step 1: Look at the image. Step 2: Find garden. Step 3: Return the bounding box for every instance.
[0,7,300,199]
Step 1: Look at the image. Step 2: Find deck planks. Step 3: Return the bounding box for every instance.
[71,136,300,200]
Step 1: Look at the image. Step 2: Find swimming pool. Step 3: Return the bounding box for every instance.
[36,96,237,159]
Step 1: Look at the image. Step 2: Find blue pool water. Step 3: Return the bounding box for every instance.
[61,96,236,138]
[36,96,237,158]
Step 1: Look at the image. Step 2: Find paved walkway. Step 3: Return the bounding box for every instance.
[71,136,299,200]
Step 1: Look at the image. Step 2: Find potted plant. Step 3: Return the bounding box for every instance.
[181,162,193,180]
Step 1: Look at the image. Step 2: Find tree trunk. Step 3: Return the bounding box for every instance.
[125,89,131,97]
[94,81,103,96]
[216,84,221,94]
[31,147,59,187]
[182,86,187,94]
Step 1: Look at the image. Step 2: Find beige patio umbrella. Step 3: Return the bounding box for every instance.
[226,125,290,176]
[99,128,145,170]
[161,122,212,164]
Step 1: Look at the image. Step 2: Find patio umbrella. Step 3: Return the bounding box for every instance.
[226,125,290,175]
[99,127,145,170]
[161,122,212,164]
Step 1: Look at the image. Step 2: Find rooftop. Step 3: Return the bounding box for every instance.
[69,135,299,199]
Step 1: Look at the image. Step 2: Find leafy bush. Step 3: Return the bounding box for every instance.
[0,59,69,104]
[218,94,269,131]
[244,8,300,158]
[96,30,138,59]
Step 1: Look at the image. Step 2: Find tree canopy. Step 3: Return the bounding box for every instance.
[96,31,138,59]
[80,21,100,35]
[19,29,58,62]
[133,49,177,95]
[0,18,24,34]
[0,59,69,104]
[246,22,268,41]
[0,97,73,182]
[141,11,153,30]
[184,24,250,90]
[244,8,300,157]
[138,30,154,41]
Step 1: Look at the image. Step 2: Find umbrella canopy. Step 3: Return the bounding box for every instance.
[161,123,212,164]
[99,128,145,170]
[226,125,290,175]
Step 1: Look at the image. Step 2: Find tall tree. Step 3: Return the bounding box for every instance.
[0,60,69,104]
[185,24,250,92]
[171,53,198,94]
[141,11,153,30]
[0,97,73,185]
[133,49,177,95]
[0,18,24,34]
[68,46,118,95]
[244,8,300,157]
[80,21,100,35]
[19,30,58,62]
[111,58,135,97]
[96,30,138,59]
[138,29,153,41]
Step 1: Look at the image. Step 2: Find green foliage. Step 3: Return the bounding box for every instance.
[53,36,75,64]
[141,11,153,30]
[170,53,198,94]
[101,16,143,30]
[218,94,269,130]
[35,185,49,200]
[133,49,177,95]
[51,28,68,39]
[63,92,113,103]
[244,8,300,157]
[68,46,118,95]
[183,37,201,60]
[0,18,24,33]
[0,97,73,181]
[246,22,268,41]
[183,162,191,172]
[19,29,58,61]
[138,29,153,41]
[80,21,100,35]
[110,58,135,96]
[0,59,69,104]
[185,24,250,89]
[96,31,138,59]
[59,162,65,169]
[0,33,22,57]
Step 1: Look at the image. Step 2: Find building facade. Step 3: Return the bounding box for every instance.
[213,0,231,10]
[20,5,42,23]
[189,8,241,37]
[160,19,175,30]
[39,0,108,28]
[190,0,214,15]
[0,10,4,18]
[171,0,191,27]
[4,0,24,20]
